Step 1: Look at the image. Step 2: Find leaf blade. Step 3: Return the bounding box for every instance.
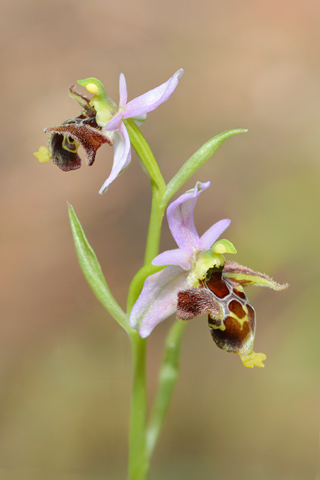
[68,204,129,331]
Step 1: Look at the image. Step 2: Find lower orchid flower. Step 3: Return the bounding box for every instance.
[33,69,183,193]
[130,181,288,368]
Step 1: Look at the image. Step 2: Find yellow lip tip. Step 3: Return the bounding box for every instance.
[239,351,266,368]
[33,146,51,163]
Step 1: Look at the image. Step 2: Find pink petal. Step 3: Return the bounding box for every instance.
[104,111,124,131]
[167,181,210,249]
[199,219,231,250]
[99,123,131,194]
[122,69,184,119]
[119,73,127,107]
[152,247,193,270]
[129,266,188,338]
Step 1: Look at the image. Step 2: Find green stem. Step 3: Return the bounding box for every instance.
[144,190,166,265]
[146,320,188,458]
[124,125,167,479]
[125,118,167,266]
[128,331,149,480]
[127,183,166,479]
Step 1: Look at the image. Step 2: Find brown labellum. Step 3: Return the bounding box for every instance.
[176,268,256,356]
[44,85,113,172]
[205,270,256,355]
[45,122,111,171]
[176,261,287,360]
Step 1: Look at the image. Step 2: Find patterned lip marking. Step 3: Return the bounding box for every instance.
[228,299,246,319]
[205,269,256,355]
[206,272,229,298]
[210,318,221,327]
[209,314,252,352]
[233,288,246,299]
[177,268,257,356]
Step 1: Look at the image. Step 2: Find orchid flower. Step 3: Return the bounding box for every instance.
[34,70,184,194]
[129,181,232,335]
[98,69,184,193]
[130,181,287,368]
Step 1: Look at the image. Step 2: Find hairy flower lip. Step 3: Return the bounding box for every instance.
[176,261,287,368]
[44,123,112,170]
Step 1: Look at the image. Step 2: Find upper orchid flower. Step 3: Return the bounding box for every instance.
[34,69,183,194]
[98,69,184,193]
[130,181,288,368]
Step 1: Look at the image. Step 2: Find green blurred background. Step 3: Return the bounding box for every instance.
[1,0,319,479]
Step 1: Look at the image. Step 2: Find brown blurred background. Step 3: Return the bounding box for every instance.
[1,0,319,479]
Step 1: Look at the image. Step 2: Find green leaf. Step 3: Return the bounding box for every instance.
[163,128,247,206]
[68,205,129,331]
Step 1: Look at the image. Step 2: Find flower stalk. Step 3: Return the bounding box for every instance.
[128,331,149,480]
[146,319,187,458]
[125,119,167,265]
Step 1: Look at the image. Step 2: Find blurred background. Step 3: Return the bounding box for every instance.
[1,0,319,479]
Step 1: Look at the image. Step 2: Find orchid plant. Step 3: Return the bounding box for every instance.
[34,69,287,480]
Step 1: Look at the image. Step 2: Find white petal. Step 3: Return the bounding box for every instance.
[99,124,131,194]
[130,266,188,337]
[119,73,128,107]
[152,247,193,270]
[123,69,184,119]
[199,219,231,250]
[167,181,210,249]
